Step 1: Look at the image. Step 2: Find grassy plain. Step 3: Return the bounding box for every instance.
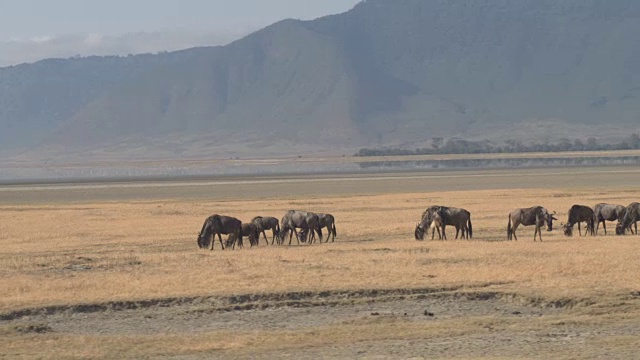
[1,166,639,358]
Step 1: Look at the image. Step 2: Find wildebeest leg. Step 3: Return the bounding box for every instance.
[289,228,300,245]
[441,224,447,240]
[578,222,582,237]
[536,225,543,242]
[261,230,268,244]
[294,228,301,245]
[217,233,225,250]
[603,221,607,235]
[210,234,215,251]
[272,227,280,245]
[432,226,442,240]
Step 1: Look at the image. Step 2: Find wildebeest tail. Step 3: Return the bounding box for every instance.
[507,214,512,240]
[467,217,473,239]
[332,222,337,238]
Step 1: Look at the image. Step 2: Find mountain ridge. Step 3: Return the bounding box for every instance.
[1,0,639,159]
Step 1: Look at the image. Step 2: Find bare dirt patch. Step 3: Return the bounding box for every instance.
[2,288,640,359]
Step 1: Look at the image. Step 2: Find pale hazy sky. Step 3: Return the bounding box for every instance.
[1,0,360,39]
[0,0,361,65]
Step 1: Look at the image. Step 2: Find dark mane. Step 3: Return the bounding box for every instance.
[251,216,263,223]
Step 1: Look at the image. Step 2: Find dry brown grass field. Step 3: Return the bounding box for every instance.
[1,166,640,359]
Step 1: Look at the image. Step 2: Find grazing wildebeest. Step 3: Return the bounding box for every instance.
[616,202,640,235]
[298,228,313,243]
[414,211,443,240]
[415,206,472,240]
[241,223,260,247]
[251,216,280,245]
[562,205,595,237]
[593,203,626,235]
[197,215,243,250]
[224,233,242,249]
[280,210,322,245]
[415,206,439,240]
[507,206,557,241]
[317,213,337,242]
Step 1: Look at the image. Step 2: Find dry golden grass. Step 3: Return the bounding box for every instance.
[1,187,639,313]
[1,175,640,359]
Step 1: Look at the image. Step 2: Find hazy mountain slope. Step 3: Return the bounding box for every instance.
[0,51,207,148]
[1,0,640,157]
[307,0,640,142]
[48,20,360,148]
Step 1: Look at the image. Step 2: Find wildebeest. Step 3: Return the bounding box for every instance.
[279,210,322,245]
[241,223,260,247]
[562,205,595,237]
[593,203,626,235]
[197,215,243,250]
[317,213,337,242]
[251,216,280,245]
[616,202,640,235]
[415,206,472,240]
[298,228,314,243]
[414,210,443,240]
[507,206,557,241]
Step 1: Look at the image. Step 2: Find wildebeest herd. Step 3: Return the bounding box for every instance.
[197,210,337,250]
[416,202,639,242]
[197,202,638,250]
